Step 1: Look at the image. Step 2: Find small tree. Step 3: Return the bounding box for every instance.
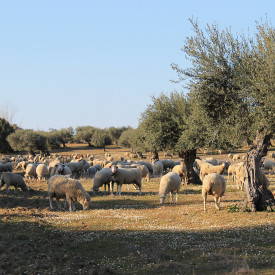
[92,129,112,150]
[75,126,96,146]
[107,126,129,145]
[0,118,15,153]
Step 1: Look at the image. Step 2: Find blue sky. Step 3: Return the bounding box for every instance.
[0,1,274,131]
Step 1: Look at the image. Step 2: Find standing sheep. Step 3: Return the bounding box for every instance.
[48,175,91,211]
[111,165,142,195]
[153,160,163,177]
[172,165,187,185]
[202,173,226,211]
[0,172,28,193]
[36,164,49,181]
[0,163,13,172]
[93,168,113,194]
[159,172,181,204]
[25,164,37,179]
[200,162,226,181]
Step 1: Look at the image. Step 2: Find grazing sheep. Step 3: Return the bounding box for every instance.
[48,175,91,211]
[0,163,13,173]
[235,163,245,191]
[25,164,37,179]
[0,172,28,193]
[66,159,87,177]
[93,168,113,194]
[87,166,97,179]
[172,165,187,185]
[36,164,49,181]
[159,172,181,204]
[153,160,163,177]
[202,173,226,211]
[200,162,226,181]
[111,165,142,195]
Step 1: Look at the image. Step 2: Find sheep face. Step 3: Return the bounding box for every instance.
[81,198,91,210]
[159,196,166,204]
[111,165,118,174]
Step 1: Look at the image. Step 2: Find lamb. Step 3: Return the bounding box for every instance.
[200,162,226,181]
[153,160,163,177]
[111,165,142,195]
[159,172,181,204]
[93,168,113,194]
[47,175,91,211]
[202,173,226,211]
[36,164,49,181]
[0,163,13,173]
[25,164,37,179]
[172,165,187,185]
[0,172,28,193]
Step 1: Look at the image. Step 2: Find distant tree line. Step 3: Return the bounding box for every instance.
[0,121,132,154]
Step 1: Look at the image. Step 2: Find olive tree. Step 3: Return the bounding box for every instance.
[0,118,15,153]
[172,18,274,211]
[75,126,96,146]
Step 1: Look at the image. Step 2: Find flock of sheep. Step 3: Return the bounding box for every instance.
[0,151,274,212]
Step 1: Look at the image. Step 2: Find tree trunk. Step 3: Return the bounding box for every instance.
[239,129,274,211]
[179,149,202,185]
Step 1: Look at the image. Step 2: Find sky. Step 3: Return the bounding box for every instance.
[0,0,274,131]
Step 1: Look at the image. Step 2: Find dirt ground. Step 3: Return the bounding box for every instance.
[0,145,274,274]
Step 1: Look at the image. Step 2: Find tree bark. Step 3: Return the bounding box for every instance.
[239,129,275,211]
[179,149,202,185]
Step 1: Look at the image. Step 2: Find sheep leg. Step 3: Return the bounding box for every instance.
[67,198,73,212]
[139,184,142,195]
[171,191,174,203]
[56,198,62,210]
[49,196,54,210]
[203,193,207,211]
[214,196,220,210]
[118,184,122,196]
[5,183,10,194]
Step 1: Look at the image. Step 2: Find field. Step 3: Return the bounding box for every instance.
[0,145,275,275]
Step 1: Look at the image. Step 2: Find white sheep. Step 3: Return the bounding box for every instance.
[66,159,87,177]
[36,164,49,181]
[159,172,181,204]
[50,163,72,177]
[232,154,240,162]
[137,161,153,174]
[0,172,28,193]
[202,173,226,211]
[111,165,142,195]
[136,164,150,182]
[0,163,13,172]
[153,160,163,177]
[200,162,226,181]
[25,164,37,179]
[172,165,187,185]
[47,175,91,211]
[93,168,113,194]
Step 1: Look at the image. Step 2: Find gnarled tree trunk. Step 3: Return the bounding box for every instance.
[179,149,202,185]
[239,129,275,211]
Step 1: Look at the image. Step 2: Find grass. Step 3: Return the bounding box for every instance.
[0,146,274,274]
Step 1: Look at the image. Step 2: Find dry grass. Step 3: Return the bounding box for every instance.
[0,145,274,274]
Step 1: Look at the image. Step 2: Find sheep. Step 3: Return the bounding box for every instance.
[235,164,245,191]
[0,163,13,173]
[232,154,240,162]
[160,159,177,172]
[50,163,72,177]
[47,175,91,212]
[228,153,233,159]
[137,161,153,174]
[36,164,49,181]
[136,164,150,182]
[93,168,113,194]
[218,160,231,170]
[164,152,173,158]
[172,165,187,185]
[202,173,226,211]
[200,162,226,181]
[111,165,142,195]
[25,164,37,179]
[66,159,87,177]
[269,152,275,160]
[193,159,203,171]
[87,166,97,179]
[153,160,163,177]
[203,157,218,166]
[0,172,28,193]
[159,172,181,204]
